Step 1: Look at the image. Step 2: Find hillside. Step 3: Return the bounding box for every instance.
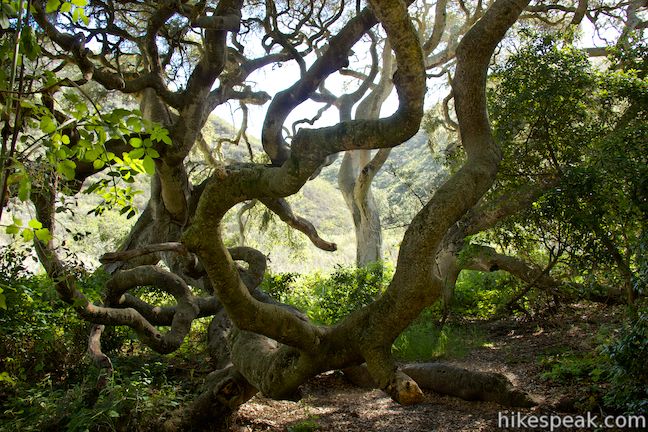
[215,122,446,272]
[1,116,446,273]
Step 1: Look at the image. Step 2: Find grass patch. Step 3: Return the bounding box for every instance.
[393,321,489,361]
[287,417,321,432]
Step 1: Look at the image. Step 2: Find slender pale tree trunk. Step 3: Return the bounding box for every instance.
[338,44,394,267]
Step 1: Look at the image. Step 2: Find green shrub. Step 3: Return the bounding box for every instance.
[393,308,488,361]
[312,262,387,324]
[0,247,88,390]
[287,417,321,432]
[538,311,648,414]
[260,272,299,302]
[0,361,190,432]
[601,309,648,413]
[452,270,519,319]
[261,262,391,325]
[539,351,607,383]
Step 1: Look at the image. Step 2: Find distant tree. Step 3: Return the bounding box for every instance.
[485,34,647,306]
[420,26,647,316]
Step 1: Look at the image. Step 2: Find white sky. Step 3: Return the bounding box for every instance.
[211,13,626,142]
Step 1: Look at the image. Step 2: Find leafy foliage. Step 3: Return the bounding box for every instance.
[261,262,389,325]
[452,270,519,319]
[0,246,91,390]
[392,315,488,361]
[1,3,173,234]
[602,309,648,413]
[483,33,647,300]
[539,308,648,413]
[0,361,190,432]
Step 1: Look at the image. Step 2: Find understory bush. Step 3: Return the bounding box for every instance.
[392,308,488,361]
[0,246,200,431]
[601,308,648,413]
[261,265,500,359]
[261,262,390,324]
[0,246,92,391]
[539,307,648,413]
[452,270,519,319]
[0,361,191,432]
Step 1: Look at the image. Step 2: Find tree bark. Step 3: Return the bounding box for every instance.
[344,363,536,407]
[29,0,534,422]
[341,43,394,267]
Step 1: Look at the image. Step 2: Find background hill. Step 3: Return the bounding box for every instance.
[1,117,447,273]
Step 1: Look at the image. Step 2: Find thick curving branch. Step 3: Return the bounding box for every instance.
[99,242,189,264]
[32,2,180,106]
[261,6,381,164]
[460,176,560,236]
[260,198,337,251]
[117,294,221,327]
[183,0,427,404]
[459,244,565,292]
[87,324,113,378]
[350,0,532,339]
[423,0,449,54]
[228,245,268,289]
[101,266,198,352]
[327,0,531,402]
[34,236,196,354]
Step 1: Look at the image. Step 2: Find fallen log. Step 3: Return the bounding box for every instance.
[343,363,536,407]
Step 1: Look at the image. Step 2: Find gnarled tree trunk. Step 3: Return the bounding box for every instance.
[28,0,535,428]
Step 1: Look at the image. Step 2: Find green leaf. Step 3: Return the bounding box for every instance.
[5,225,20,235]
[40,116,57,134]
[21,229,34,242]
[143,155,156,174]
[45,0,61,14]
[61,134,70,145]
[35,228,52,242]
[56,160,77,180]
[108,410,120,418]
[20,99,37,110]
[129,137,142,148]
[0,293,6,310]
[150,126,172,145]
[126,117,142,130]
[93,159,105,170]
[146,148,160,158]
[110,108,131,119]
[55,148,68,159]
[85,148,99,160]
[73,103,89,120]
[18,178,30,201]
[28,219,43,229]
[20,28,41,61]
[1,2,16,16]
[72,7,82,23]
[129,148,145,159]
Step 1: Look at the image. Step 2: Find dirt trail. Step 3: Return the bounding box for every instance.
[232,303,623,432]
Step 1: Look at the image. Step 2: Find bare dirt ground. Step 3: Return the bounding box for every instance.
[231,303,625,432]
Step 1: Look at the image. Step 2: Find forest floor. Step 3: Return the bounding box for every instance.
[231,303,625,432]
